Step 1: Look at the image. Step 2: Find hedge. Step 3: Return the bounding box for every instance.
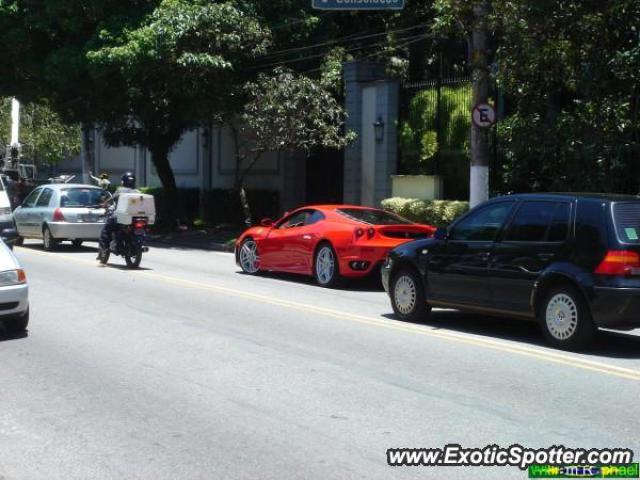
[140,187,280,227]
[381,197,469,227]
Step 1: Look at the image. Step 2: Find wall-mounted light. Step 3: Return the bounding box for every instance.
[374,117,385,143]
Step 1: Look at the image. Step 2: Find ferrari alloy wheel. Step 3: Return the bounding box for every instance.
[239,239,260,274]
[315,243,340,287]
[390,268,430,322]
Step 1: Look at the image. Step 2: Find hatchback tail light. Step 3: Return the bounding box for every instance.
[133,219,147,230]
[53,208,65,222]
[594,250,640,276]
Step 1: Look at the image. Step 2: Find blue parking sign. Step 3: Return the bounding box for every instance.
[312,0,405,10]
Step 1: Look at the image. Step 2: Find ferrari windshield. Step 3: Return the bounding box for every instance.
[336,208,413,225]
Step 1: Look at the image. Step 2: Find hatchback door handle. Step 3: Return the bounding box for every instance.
[302,235,312,240]
[476,252,491,259]
[537,253,554,261]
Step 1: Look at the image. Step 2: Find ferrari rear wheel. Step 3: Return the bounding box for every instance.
[314,243,340,287]
[239,239,260,274]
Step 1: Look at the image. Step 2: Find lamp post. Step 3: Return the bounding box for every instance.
[374,117,385,143]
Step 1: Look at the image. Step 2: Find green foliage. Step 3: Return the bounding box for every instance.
[0,98,80,166]
[381,197,469,227]
[241,67,355,158]
[493,0,640,194]
[88,0,271,148]
[399,84,470,174]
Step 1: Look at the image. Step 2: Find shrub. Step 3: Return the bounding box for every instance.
[381,197,469,227]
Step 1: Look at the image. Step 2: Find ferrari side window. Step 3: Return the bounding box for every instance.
[280,211,309,229]
[305,210,325,226]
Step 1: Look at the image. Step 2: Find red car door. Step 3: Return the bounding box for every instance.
[260,210,310,272]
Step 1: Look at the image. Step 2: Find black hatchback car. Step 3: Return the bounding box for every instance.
[381,193,640,349]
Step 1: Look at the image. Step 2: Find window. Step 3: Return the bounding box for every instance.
[450,202,514,242]
[613,202,640,244]
[547,203,571,242]
[505,202,554,242]
[278,211,309,229]
[60,188,107,208]
[336,208,413,225]
[22,189,41,208]
[36,188,53,208]
[306,210,325,226]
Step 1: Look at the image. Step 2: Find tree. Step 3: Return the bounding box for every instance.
[231,68,354,225]
[85,0,271,222]
[0,98,81,167]
[493,0,640,194]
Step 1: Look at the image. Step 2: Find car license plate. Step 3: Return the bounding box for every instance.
[82,214,98,222]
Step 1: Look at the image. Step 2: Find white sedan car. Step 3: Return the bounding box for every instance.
[0,240,29,334]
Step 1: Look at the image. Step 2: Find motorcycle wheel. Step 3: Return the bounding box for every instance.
[124,244,142,269]
[98,246,110,265]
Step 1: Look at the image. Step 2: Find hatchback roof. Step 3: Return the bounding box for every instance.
[490,192,640,202]
[40,183,103,190]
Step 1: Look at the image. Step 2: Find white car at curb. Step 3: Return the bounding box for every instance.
[0,239,29,334]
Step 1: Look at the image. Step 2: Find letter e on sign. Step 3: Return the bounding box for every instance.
[472,103,496,128]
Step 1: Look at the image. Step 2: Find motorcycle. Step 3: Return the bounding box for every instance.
[97,216,149,268]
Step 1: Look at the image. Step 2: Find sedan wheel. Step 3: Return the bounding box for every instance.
[239,239,260,274]
[540,285,596,350]
[42,227,58,251]
[314,244,340,287]
[390,269,430,322]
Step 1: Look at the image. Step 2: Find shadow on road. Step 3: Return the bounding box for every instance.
[236,270,385,293]
[0,324,28,342]
[18,243,97,254]
[381,310,640,360]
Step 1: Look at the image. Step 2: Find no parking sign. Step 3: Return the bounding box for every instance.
[472,103,496,128]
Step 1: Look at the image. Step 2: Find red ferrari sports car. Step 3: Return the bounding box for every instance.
[235,205,435,286]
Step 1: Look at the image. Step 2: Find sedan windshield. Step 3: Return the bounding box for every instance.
[60,188,108,208]
[336,208,413,225]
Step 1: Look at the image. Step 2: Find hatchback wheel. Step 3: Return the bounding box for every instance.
[540,285,596,350]
[42,226,58,251]
[239,239,260,274]
[390,268,430,322]
[314,243,340,287]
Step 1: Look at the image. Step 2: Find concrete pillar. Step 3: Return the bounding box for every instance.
[343,61,399,207]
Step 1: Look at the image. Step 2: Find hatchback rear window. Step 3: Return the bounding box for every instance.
[613,202,640,243]
[60,188,108,208]
[336,208,413,225]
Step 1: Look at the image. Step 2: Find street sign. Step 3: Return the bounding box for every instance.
[472,103,496,128]
[312,0,405,10]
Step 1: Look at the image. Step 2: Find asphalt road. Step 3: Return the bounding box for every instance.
[2,240,640,480]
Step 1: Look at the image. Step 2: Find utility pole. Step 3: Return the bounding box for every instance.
[10,98,20,147]
[469,0,491,208]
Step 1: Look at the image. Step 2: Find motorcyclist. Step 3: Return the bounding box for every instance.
[99,172,140,254]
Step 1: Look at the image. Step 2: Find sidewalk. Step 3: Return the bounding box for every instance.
[147,227,240,252]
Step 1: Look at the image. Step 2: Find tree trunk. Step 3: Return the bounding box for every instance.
[150,144,179,228]
[80,123,95,184]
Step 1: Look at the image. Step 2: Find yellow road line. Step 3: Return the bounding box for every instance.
[18,247,640,382]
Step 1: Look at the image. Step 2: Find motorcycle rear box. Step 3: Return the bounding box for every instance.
[115,193,156,225]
